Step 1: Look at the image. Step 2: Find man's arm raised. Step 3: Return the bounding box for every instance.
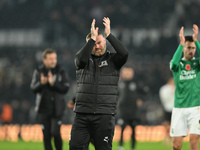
[75,19,98,69]
[170,27,185,71]
[193,24,200,55]
[103,17,128,68]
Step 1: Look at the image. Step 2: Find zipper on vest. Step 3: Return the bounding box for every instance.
[94,71,99,114]
[94,56,103,113]
[93,58,98,113]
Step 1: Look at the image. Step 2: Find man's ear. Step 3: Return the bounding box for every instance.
[104,37,106,42]
[42,58,46,64]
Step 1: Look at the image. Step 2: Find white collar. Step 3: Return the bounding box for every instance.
[182,57,195,60]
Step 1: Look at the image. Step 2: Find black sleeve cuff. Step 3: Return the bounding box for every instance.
[106,33,112,40]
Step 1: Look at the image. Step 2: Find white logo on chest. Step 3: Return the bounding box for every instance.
[100,60,108,67]
[180,70,196,80]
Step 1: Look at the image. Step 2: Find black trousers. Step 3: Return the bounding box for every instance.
[69,113,115,150]
[118,118,138,149]
[38,113,63,150]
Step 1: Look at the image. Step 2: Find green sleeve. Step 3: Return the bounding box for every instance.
[195,41,200,56]
[170,44,183,70]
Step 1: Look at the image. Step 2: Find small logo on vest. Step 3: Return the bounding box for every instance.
[193,62,197,66]
[99,60,108,67]
[103,136,109,143]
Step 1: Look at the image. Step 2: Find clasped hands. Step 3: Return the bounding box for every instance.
[179,24,199,45]
[90,17,111,41]
[41,71,54,86]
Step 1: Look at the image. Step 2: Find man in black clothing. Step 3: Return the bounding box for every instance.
[117,67,145,150]
[30,49,70,150]
[69,17,128,150]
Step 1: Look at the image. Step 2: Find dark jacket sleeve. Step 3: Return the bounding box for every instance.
[51,70,70,94]
[72,97,75,103]
[75,39,95,69]
[30,69,44,93]
[107,34,129,68]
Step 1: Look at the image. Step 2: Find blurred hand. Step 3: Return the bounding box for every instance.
[103,17,111,37]
[40,73,48,85]
[48,71,54,86]
[136,99,143,108]
[179,26,185,46]
[90,19,99,41]
[67,100,75,109]
[193,24,199,41]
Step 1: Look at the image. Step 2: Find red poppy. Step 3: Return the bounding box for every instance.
[185,64,191,70]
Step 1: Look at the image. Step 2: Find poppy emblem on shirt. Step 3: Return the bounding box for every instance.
[185,64,191,70]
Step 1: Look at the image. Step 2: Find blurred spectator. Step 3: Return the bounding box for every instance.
[117,67,146,150]
[30,49,70,150]
[159,77,175,145]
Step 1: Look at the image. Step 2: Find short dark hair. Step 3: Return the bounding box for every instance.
[86,32,102,41]
[42,48,56,58]
[185,36,194,42]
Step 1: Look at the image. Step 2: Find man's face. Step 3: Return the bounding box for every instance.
[183,41,196,61]
[43,52,57,69]
[92,35,106,56]
[121,68,134,80]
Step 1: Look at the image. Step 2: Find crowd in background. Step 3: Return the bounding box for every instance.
[0,0,200,125]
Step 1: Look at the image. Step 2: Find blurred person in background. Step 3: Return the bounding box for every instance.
[170,25,200,150]
[30,49,70,150]
[117,67,145,150]
[159,77,175,145]
[69,17,128,150]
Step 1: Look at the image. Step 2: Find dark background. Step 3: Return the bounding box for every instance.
[0,0,199,125]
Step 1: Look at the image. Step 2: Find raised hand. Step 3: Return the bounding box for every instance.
[90,19,99,41]
[103,17,111,37]
[41,73,48,85]
[179,26,185,46]
[48,71,54,86]
[193,24,199,41]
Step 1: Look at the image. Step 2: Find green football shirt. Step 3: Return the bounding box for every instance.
[170,41,200,108]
